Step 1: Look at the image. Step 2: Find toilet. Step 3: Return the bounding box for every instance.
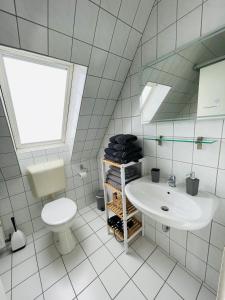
[27,160,77,255]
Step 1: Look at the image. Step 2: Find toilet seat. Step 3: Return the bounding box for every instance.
[41,197,77,226]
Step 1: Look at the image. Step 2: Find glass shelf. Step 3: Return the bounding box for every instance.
[144,136,217,149]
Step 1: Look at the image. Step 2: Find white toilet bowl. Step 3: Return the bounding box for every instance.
[41,197,77,255]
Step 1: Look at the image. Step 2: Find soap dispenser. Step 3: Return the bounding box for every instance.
[186,172,199,196]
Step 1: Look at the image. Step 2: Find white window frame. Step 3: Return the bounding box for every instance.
[0,45,73,151]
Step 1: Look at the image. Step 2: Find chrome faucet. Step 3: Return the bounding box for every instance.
[168,175,176,187]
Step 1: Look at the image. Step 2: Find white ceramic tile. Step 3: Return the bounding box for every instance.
[119,0,139,25]
[49,0,75,35]
[195,119,223,139]
[12,256,38,288]
[73,0,98,44]
[205,265,219,292]
[133,262,164,299]
[78,278,110,300]
[74,224,93,242]
[89,245,114,274]
[142,5,157,43]
[12,272,42,300]
[208,244,223,272]
[37,244,60,269]
[155,283,182,300]
[81,233,102,256]
[18,19,48,54]
[178,0,202,18]
[115,280,146,300]
[96,226,113,243]
[147,248,176,280]
[44,275,75,300]
[173,142,193,163]
[177,7,201,48]
[40,258,66,291]
[103,53,121,80]
[69,259,97,295]
[0,254,11,275]
[49,30,72,61]
[117,248,144,277]
[158,0,177,32]
[6,178,24,196]
[197,286,216,300]
[94,9,116,51]
[15,0,47,26]
[34,232,54,252]
[62,244,86,272]
[71,39,92,66]
[210,222,225,250]
[216,169,225,198]
[110,20,130,56]
[123,29,141,60]
[105,236,125,258]
[88,47,108,77]
[186,251,206,281]
[202,0,225,35]
[0,0,15,13]
[187,233,208,262]
[99,261,129,298]
[192,165,217,194]
[0,270,11,292]
[167,265,201,300]
[12,243,35,267]
[101,0,121,16]
[193,141,220,168]
[133,0,154,32]
[157,24,176,58]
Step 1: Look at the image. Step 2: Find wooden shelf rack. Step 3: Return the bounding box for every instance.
[102,159,144,253]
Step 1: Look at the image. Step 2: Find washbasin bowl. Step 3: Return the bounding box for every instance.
[125,176,220,230]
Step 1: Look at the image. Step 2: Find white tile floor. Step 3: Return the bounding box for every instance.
[0,203,217,300]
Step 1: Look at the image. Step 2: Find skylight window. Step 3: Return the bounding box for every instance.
[0,50,73,150]
[140,82,171,124]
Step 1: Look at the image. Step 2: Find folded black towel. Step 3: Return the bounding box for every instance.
[109,134,137,145]
[106,178,121,190]
[107,173,139,184]
[108,168,136,179]
[108,142,141,152]
[104,153,142,164]
[105,148,142,159]
[110,165,137,175]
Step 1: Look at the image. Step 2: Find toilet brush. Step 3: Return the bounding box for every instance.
[11,217,26,252]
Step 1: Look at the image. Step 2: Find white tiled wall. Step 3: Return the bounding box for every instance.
[99,0,225,292]
[0,158,99,238]
[0,1,155,237]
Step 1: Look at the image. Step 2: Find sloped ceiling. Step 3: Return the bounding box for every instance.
[0,0,155,167]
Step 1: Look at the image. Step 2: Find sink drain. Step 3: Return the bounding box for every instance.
[161,206,169,212]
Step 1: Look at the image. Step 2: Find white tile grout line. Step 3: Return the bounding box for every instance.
[3,204,216,300]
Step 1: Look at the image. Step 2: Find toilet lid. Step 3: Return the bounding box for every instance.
[41,198,77,226]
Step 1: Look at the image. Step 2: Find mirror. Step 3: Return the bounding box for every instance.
[140,28,225,123]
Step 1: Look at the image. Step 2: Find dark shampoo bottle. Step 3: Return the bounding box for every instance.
[186,172,199,196]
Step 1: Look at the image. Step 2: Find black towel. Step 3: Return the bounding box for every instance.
[107,168,136,179]
[105,148,142,159]
[108,142,141,152]
[104,153,142,164]
[107,173,139,184]
[109,134,137,145]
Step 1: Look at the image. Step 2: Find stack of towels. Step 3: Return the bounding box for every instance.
[106,165,138,190]
[104,134,143,164]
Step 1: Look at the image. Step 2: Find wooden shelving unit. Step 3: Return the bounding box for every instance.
[102,159,143,253]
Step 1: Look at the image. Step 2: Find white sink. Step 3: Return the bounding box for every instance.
[125,176,220,230]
